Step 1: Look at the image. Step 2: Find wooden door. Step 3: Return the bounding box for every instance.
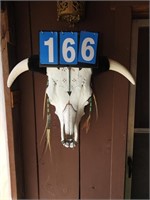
[7,1,146,199]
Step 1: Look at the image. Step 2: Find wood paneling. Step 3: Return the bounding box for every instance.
[1,6,17,198]
[110,7,131,199]
[80,5,132,199]
[14,2,39,198]
[7,1,147,198]
[30,2,79,198]
[110,1,149,19]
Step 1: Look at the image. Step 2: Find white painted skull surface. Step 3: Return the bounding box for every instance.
[46,67,92,147]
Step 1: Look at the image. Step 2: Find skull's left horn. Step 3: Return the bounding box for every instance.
[7,55,46,88]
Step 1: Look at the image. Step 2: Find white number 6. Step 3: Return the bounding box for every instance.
[81,37,95,62]
[62,38,76,63]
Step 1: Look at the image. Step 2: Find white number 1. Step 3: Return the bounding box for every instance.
[44,38,54,63]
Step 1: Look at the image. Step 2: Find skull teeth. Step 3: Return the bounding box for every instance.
[61,139,77,148]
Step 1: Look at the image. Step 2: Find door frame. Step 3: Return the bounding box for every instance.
[124,19,149,199]
[1,3,18,198]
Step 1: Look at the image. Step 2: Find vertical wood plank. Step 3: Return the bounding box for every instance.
[80,2,132,199]
[1,2,27,197]
[1,5,17,197]
[14,2,39,198]
[80,2,115,199]
[80,73,114,199]
[30,2,79,198]
[110,6,132,199]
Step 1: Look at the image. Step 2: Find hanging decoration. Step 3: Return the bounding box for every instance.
[57,1,85,26]
[7,30,135,149]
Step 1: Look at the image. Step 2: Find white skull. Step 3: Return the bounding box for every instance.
[46,67,92,147]
[7,56,135,148]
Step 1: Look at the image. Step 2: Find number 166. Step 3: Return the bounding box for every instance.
[39,31,98,65]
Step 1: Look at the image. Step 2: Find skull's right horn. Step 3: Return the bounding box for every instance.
[93,56,135,85]
[7,55,46,88]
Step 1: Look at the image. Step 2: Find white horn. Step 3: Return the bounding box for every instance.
[7,58,29,88]
[109,59,135,85]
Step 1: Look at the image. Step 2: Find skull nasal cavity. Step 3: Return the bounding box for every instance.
[63,104,76,135]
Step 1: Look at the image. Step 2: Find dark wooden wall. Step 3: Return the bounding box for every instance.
[7,1,148,199]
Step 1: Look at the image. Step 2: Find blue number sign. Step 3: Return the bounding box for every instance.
[39,31,58,64]
[60,32,78,65]
[78,31,98,64]
[39,31,98,66]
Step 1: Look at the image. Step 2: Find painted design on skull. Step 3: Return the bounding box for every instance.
[46,67,92,148]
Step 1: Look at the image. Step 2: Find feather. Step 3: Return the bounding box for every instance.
[43,90,47,119]
[93,93,99,120]
[40,95,52,159]
[82,114,91,134]
[82,96,92,133]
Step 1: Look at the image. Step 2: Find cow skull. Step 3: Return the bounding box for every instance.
[7,55,135,148]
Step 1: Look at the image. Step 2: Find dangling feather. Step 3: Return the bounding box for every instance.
[82,114,91,134]
[43,90,47,119]
[82,96,92,134]
[40,94,52,157]
[82,93,99,133]
[44,128,51,154]
[93,93,99,120]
